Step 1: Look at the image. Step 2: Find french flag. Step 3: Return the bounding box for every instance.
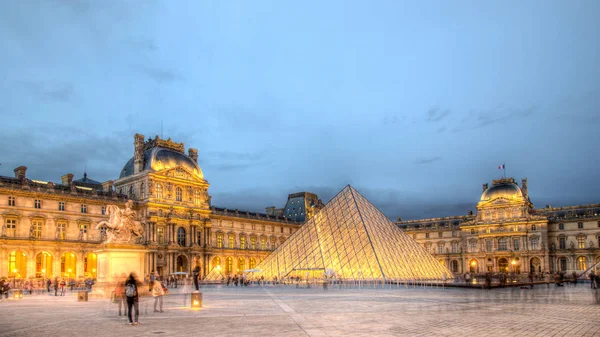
[498,164,505,169]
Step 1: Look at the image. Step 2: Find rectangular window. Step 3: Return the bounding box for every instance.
[485,240,492,252]
[79,224,88,240]
[32,220,42,238]
[261,225,266,231]
[559,237,566,249]
[470,241,477,252]
[559,223,564,230]
[240,236,246,249]
[425,233,430,239]
[101,206,106,215]
[498,239,507,251]
[578,222,584,229]
[452,242,458,253]
[81,204,87,213]
[578,237,585,249]
[452,231,457,237]
[513,239,520,251]
[6,219,17,237]
[58,202,65,211]
[157,228,164,244]
[8,196,15,206]
[280,227,284,233]
[57,222,66,240]
[34,199,41,209]
[530,237,539,250]
[216,233,223,248]
[531,224,537,231]
[251,236,256,249]
[438,232,443,238]
[261,237,266,250]
[229,235,235,248]
[438,244,444,254]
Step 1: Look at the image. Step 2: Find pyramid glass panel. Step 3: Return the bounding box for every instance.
[205,185,451,282]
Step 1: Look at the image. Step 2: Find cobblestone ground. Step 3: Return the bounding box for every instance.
[0,283,599,337]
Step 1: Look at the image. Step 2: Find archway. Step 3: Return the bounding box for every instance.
[226,256,233,275]
[238,257,245,273]
[530,257,541,273]
[211,256,221,272]
[469,259,478,273]
[35,251,53,278]
[577,256,587,270]
[558,257,568,272]
[61,252,77,279]
[9,250,27,279]
[176,255,188,273]
[498,258,509,273]
[249,257,256,269]
[450,260,459,273]
[84,253,97,279]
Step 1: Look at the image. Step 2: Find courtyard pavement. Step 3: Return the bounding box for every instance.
[0,283,599,337]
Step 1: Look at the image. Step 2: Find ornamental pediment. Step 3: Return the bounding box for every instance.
[155,166,203,182]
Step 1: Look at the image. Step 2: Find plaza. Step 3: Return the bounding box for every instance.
[1,284,599,337]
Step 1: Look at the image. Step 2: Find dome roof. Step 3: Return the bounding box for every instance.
[119,147,204,179]
[480,182,524,201]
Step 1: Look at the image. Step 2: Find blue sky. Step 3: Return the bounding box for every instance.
[1,1,599,220]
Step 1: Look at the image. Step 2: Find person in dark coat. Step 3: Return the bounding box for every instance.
[125,272,141,326]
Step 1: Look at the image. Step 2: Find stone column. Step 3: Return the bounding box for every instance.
[77,252,85,278]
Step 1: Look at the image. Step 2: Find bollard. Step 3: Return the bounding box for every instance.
[13,289,23,300]
[77,291,88,302]
[191,291,202,308]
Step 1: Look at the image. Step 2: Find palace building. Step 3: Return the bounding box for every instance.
[0,133,321,282]
[397,177,600,276]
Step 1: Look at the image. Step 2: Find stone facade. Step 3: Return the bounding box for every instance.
[0,133,302,281]
[397,177,600,276]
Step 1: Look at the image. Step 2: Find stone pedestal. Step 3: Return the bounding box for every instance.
[95,245,146,284]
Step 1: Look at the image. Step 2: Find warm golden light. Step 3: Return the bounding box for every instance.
[470,261,477,266]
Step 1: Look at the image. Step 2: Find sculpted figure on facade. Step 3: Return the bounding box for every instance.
[1,223,6,237]
[96,200,145,243]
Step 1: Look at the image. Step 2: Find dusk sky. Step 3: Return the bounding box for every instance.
[1,1,599,220]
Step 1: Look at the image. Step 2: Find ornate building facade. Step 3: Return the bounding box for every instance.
[0,133,305,281]
[397,177,600,276]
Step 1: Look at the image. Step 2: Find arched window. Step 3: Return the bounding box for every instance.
[229,234,235,248]
[216,233,223,248]
[577,236,585,249]
[31,220,43,239]
[559,257,567,271]
[36,252,53,278]
[9,250,27,278]
[250,236,257,250]
[157,227,164,244]
[498,238,507,251]
[60,252,77,278]
[156,184,163,199]
[176,187,182,202]
[226,257,233,275]
[249,258,256,269]
[194,190,201,205]
[212,256,221,271]
[238,257,245,273]
[451,260,459,273]
[577,256,587,270]
[84,253,97,278]
[469,259,478,273]
[129,186,134,198]
[240,236,246,249]
[261,237,266,250]
[177,227,186,247]
[531,224,537,231]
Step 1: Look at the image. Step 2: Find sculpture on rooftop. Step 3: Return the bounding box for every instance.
[96,200,145,243]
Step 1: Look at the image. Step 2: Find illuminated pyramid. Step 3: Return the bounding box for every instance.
[248,185,451,281]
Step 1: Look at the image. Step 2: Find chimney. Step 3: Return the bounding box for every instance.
[188,148,198,163]
[468,210,473,216]
[134,133,145,174]
[521,178,528,198]
[102,180,114,193]
[14,166,27,181]
[397,217,402,223]
[482,183,488,192]
[61,173,74,186]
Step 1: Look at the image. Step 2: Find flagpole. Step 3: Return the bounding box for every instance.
[503,163,506,178]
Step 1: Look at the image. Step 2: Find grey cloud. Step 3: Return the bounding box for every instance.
[426,106,451,122]
[382,115,400,125]
[18,81,75,103]
[128,37,158,52]
[473,105,536,128]
[141,66,183,83]
[415,156,442,165]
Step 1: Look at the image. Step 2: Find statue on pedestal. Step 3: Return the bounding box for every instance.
[96,200,145,244]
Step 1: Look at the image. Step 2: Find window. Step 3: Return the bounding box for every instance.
[530,237,539,250]
[485,240,492,252]
[559,223,564,230]
[32,220,42,239]
[176,187,182,202]
[240,236,246,249]
[140,182,145,199]
[101,206,106,215]
[238,258,245,272]
[280,227,284,233]
[577,256,587,270]
[129,186,134,198]
[229,235,235,248]
[578,236,585,249]
[59,202,65,211]
[81,204,87,213]
[513,239,520,251]
[99,225,106,240]
[452,231,457,237]
[34,199,41,209]
[438,244,444,254]
[156,184,163,199]
[8,196,15,206]
[177,227,186,247]
[57,222,66,240]
[451,242,458,253]
[470,229,475,234]
[261,237,266,250]
[559,257,567,271]
[425,243,432,253]
[6,219,16,237]
[438,232,443,238]
[469,241,477,252]
[513,226,519,232]
[249,258,256,269]
[197,231,201,246]
[226,257,233,274]
[498,238,507,251]
[485,228,491,234]
[216,233,223,248]
[425,233,430,239]
[578,222,584,229]
[559,237,566,249]
[157,227,164,244]
[251,236,257,249]
[79,223,88,240]
[531,224,537,231]
[289,228,292,234]
[271,237,277,249]
[261,225,266,231]
[194,190,200,205]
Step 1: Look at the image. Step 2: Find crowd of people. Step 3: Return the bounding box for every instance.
[0,277,95,298]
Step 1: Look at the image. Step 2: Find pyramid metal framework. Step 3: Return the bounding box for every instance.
[209,185,451,281]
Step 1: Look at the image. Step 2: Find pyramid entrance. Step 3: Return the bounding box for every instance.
[207,185,451,282]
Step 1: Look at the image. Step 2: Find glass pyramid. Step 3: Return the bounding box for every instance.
[209,185,451,282]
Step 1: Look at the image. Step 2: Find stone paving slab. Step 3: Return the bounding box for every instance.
[0,284,599,336]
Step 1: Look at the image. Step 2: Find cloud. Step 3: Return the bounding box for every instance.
[472,105,536,128]
[425,106,451,122]
[415,156,442,165]
[17,81,75,103]
[203,150,269,172]
[382,115,401,125]
[141,66,183,83]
